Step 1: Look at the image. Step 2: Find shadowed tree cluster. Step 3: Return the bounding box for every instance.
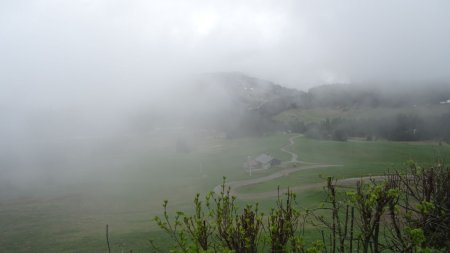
[287,113,450,142]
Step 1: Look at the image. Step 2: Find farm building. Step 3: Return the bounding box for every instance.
[247,153,281,170]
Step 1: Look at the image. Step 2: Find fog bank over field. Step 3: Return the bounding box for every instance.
[2,1,450,115]
[2,1,450,92]
[1,1,450,196]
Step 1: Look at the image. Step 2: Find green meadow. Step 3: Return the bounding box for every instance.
[239,137,449,194]
[1,132,449,252]
[274,104,450,124]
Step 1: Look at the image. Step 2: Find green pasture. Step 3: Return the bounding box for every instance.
[274,104,450,124]
[1,132,449,252]
[0,132,290,252]
[239,137,450,194]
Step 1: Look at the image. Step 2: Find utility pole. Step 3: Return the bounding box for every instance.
[247,156,252,177]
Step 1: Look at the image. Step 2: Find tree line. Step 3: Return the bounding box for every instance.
[284,113,450,142]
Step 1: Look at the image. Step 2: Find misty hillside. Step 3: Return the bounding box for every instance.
[134,72,305,137]
[187,72,450,116]
[146,72,450,140]
[192,72,306,113]
[3,1,450,252]
[307,83,450,108]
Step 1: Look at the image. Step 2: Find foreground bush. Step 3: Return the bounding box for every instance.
[151,164,449,253]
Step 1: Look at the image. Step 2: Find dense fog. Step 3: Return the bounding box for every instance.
[1,0,450,198]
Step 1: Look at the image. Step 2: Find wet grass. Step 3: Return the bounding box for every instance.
[239,137,450,194]
[0,133,291,252]
[1,133,449,252]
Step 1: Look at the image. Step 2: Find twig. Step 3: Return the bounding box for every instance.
[106,224,111,253]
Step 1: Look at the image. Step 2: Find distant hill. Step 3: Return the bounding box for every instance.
[307,83,450,108]
[190,72,306,113]
[133,72,450,140]
[180,72,306,136]
[190,73,450,114]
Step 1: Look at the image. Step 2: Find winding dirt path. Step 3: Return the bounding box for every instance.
[280,135,301,162]
[280,135,317,165]
[213,135,342,199]
[234,175,387,200]
[213,135,388,200]
[213,163,341,198]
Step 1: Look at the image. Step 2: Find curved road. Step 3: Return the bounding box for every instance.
[213,135,342,199]
[280,135,300,162]
[233,175,387,200]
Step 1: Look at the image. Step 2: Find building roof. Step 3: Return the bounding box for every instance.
[254,153,274,164]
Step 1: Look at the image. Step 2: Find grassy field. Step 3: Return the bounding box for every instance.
[0,131,291,252]
[273,104,450,124]
[239,137,450,194]
[1,132,449,252]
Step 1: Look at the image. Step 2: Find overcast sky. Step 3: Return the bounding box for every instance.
[1,1,450,184]
[1,0,450,111]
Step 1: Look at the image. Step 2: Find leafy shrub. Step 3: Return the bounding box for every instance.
[150,165,450,252]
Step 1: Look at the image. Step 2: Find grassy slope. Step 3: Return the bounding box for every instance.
[274,104,450,124]
[239,137,450,194]
[235,137,450,251]
[0,133,291,253]
[1,133,449,252]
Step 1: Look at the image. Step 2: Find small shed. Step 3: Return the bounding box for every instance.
[247,153,281,170]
